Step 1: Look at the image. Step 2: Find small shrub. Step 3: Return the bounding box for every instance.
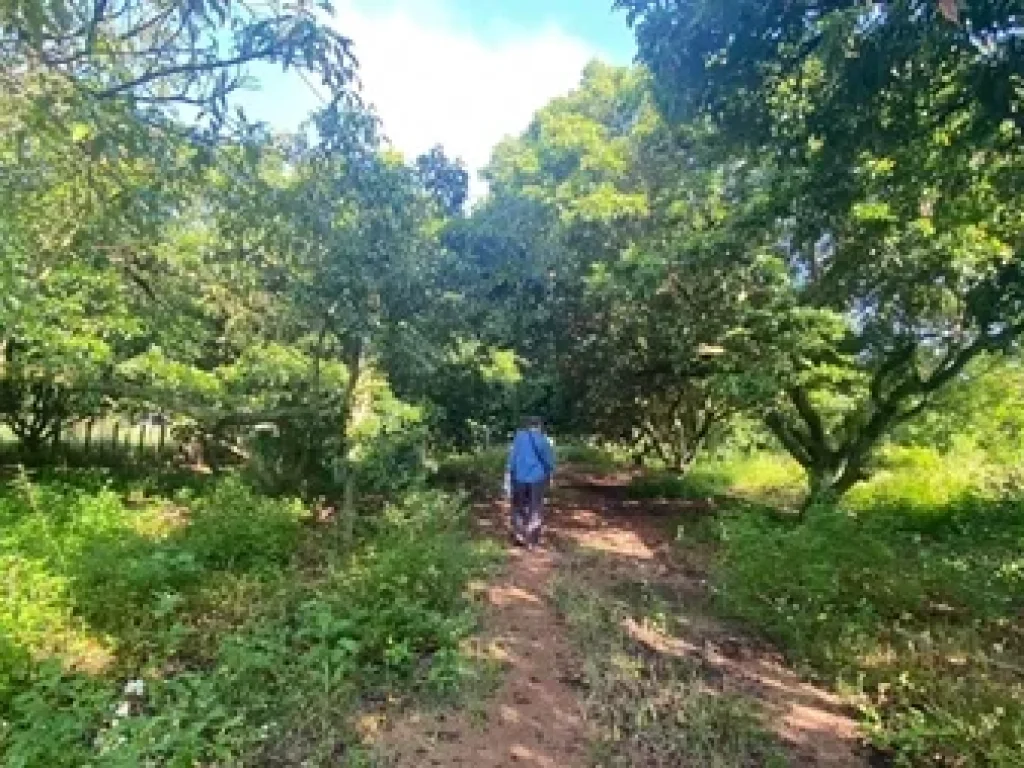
[184,475,306,571]
[433,448,507,491]
[354,424,430,497]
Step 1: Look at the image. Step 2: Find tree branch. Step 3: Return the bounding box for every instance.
[765,411,815,469]
[786,385,830,460]
[93,46,278,98]
[923,321,1024,395]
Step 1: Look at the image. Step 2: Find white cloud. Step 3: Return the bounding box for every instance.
[330,0,600,198]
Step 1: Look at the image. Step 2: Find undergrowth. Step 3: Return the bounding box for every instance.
[627,453,805,506]
[432,448,506,493]
[652,447,1024,766]
[0,469,499,766]
[433,441,626,493]
[553,554,787,767]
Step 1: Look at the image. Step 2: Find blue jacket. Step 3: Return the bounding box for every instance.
[506,429,555,485]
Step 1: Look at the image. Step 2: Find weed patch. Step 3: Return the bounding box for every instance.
[628,454,805,506]
[710,470,1024,764]
[552,564,787,767]
[0,472,495,766]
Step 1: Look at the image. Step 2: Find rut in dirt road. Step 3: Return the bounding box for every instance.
[376,470,867,767]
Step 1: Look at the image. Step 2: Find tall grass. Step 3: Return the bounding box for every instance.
[650,447,1024,765]
[628,453,805,504]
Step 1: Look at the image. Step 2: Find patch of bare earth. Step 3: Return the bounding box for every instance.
[374,467,867,767]
[374,504,588,767]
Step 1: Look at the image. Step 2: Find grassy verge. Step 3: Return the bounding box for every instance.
[433,441,629,493]
[627,453,805,506]
[641,448,1024,765]
[552,552,788,767]
[0,468,500,766]
[432,448,507,494]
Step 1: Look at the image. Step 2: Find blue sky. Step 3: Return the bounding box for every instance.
[236,0,635,194]
[379,0,636,59]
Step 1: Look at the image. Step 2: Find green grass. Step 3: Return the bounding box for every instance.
[651,447,1024,766]
[433,440,629,494]
[552,555,788,767]
[627,453,805,505]
[0,469,499,766]
[555,441,632,471]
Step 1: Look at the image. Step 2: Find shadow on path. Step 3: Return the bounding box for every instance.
[376,466,867,767]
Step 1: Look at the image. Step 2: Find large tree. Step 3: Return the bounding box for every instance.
[621,0,1024,501]
[454,63,781,465]
[0,0,365,459]
[193,105,447,511]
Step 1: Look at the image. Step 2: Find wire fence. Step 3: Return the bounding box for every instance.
[0,418,181,465]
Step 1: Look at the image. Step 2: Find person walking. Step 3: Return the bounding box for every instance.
[504,416,556,548]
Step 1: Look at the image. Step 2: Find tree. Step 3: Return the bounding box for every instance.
[0,0,366,463]
[455,63,781,465]
[197,104,446,518]
[416,145,469,217]
[617,1,1023,141]
[478,63,659,431]
[621,0,1024,502]
[577,238,778,472]
[1,0,357,135]
[0,73,204,450]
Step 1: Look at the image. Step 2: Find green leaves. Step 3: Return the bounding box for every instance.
[0,474,486,766]
[452,64,786,460]
[1,0,358,136]
[617,0,1024,498]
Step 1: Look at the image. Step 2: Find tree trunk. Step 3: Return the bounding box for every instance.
[640,402,715,475]
[301,315,333,487]
[802,457,866,514]
[766,396,870,514]
[336,336,366,544]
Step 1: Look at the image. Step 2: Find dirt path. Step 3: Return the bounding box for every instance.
[375,469,867,767]
[376,508,588,767]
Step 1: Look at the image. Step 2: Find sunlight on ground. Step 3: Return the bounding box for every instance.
[486,583,543,606]
[3,500,183,673]
[509,742,562,767]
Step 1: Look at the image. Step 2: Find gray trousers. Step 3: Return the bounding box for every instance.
[511,481,545,544]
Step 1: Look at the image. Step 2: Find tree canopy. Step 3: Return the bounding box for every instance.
[1,0,1020,502]
[603,0,1024,500]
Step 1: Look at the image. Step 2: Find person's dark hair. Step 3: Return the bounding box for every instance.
[524,415,543,430]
